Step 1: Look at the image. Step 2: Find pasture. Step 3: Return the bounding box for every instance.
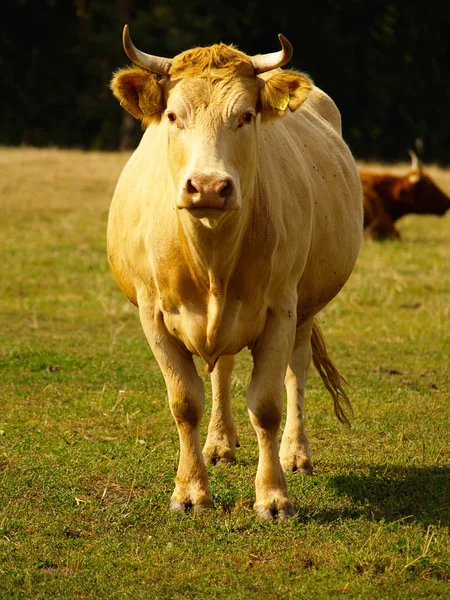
[1,147,449,599]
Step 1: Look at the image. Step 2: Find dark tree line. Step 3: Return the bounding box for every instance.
[2,0,450,163]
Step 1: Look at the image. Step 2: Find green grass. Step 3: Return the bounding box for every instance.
[1,147,449,599]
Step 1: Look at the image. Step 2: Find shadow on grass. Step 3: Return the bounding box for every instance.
[320,465,450,526]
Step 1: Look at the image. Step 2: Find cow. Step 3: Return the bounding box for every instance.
[107,25,363,519]
[360,151,450,240]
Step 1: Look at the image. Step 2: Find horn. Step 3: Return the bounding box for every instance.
[122,25,172,75]
[251,34,293,74]
[408,149,422,183]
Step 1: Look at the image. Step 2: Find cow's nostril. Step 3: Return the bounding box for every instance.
[218,179,233,198]
[186,179,199,194]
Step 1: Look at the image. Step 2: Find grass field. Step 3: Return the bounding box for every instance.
[1,147,449,599]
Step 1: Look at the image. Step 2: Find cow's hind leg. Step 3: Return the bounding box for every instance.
[139,305,212,513]
[203,355,239,465]
[280,320,314,475]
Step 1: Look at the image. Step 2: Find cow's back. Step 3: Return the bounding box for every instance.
[303,86,342,134]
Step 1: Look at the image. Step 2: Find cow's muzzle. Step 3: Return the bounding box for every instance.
[178,173,239,213]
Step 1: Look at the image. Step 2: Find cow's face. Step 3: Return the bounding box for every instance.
[111,38,311,227]
[413,175,450,216]
[162,71,261,220]
[387,173,450,221]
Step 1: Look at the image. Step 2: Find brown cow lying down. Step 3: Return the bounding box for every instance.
[360,151,450,240]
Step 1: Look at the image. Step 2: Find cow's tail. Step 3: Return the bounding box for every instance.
[311,318,353,428]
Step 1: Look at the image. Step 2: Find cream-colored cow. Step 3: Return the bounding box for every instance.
[108,26,363,519]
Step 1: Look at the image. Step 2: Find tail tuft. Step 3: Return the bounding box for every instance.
[311,318,353,428]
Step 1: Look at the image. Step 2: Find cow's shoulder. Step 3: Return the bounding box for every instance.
[303,86,342,134]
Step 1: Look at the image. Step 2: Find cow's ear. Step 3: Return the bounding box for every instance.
[258,69,312,121]
[110,67,165,126]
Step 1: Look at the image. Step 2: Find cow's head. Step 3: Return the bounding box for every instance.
[111,26,311,227]
[393,151,450,219]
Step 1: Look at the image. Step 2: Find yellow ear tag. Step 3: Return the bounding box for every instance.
[139,98,152,115]
[273,92,290,111]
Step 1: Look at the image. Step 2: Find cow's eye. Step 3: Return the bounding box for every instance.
[238,111,255,127]
[167,112,177,123]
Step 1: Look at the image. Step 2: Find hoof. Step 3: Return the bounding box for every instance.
[283,464,313,476]
[281,456,313,475]
[278,505,297,520]
[170,497,213,513]
[254,500,296,520]
[255,507,274,520]
[298,465,313,476]
[213,455,236,466]
[203,448,236,466]
[170,499,189,512]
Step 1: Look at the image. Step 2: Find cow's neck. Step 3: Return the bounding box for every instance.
[177,209,250,353]
[178,210,248,287]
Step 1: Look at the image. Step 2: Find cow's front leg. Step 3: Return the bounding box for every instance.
[203,355,239,465]
[139,306,212,512]
[247,309,296,519]
[280,320,314,475]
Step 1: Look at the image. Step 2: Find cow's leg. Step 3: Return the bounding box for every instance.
[203,355,239,465]
[138,306,212,512]
[368,215,400,240]
[247,310,296,519]
[280,320,313,475]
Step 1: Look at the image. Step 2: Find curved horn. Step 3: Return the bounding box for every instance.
[408,149,422,172]
[408,149,422,182]
[251,34,293,74]
[122,25,172,75]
